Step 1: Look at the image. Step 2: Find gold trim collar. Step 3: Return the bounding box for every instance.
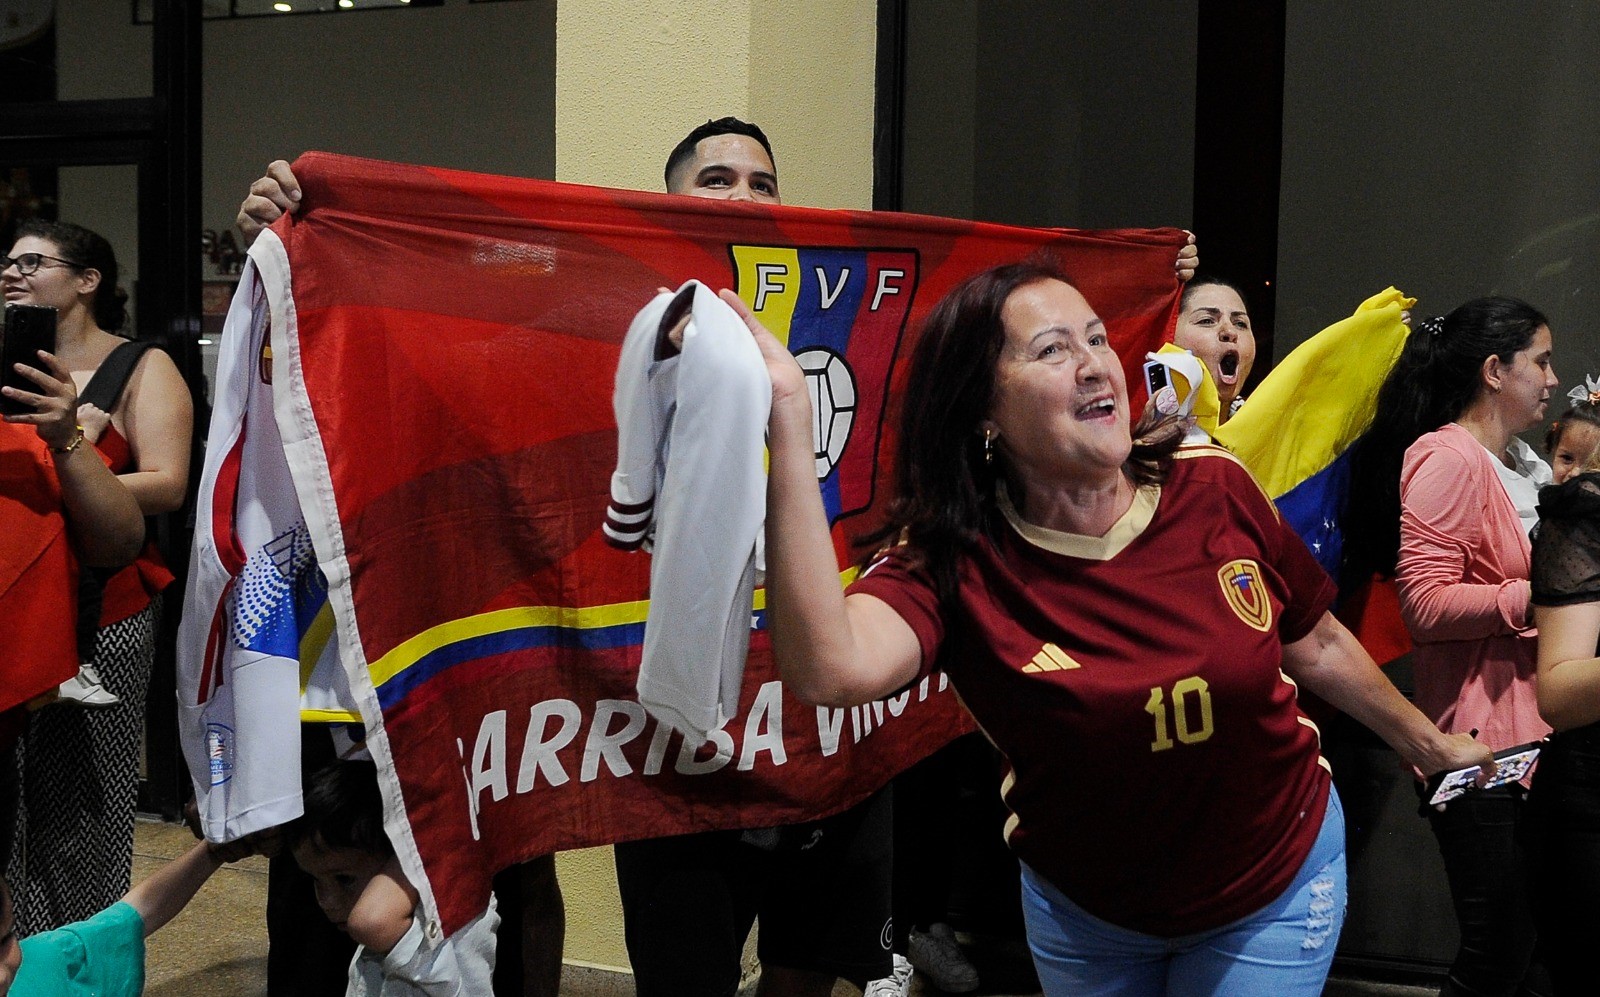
[996,480,1159,561]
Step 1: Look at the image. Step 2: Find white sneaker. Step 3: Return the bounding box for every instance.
[862,954,913,997]
[57,665,121,707]
[909,923,979,993]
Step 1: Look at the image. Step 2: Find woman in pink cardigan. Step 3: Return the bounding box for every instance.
[1344,296,1557,997]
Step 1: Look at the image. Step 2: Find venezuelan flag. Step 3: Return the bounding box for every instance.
[1215,287,1414,577]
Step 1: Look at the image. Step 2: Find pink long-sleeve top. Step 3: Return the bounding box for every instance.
[1396,423,1550,752]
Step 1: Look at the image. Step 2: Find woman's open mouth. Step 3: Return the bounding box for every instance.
[1075,396,1117,421]
[1217,350,1240,385]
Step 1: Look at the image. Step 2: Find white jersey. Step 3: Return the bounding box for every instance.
[605,281,770,740]
[176,238,357,843]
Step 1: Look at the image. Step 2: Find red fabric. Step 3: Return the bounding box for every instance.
[90,426,174,626]
[0,423,79,712]
[271,152,1187,933]
[850,447,1335,936]
[1335,574,1413,666]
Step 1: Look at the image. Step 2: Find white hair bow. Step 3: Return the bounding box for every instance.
[1567,374,1600,407]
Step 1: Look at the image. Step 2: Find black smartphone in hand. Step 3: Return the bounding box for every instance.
[1,303,59,416]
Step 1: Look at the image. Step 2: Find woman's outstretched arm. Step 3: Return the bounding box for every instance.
[719,289,922,707]
[1283,611,1495,777]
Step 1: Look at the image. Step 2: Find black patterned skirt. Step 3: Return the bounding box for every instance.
[7,595,160,934]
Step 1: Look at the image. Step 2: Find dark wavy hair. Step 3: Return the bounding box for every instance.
[1342,295,1549,585]
[285,760,392,858]
[13,217,128,332]
[863,258,1183,601]
[663,116,776,192]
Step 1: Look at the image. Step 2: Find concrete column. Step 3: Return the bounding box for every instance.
[556,0,876,209]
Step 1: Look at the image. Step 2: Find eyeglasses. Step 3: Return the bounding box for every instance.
[0,252,87,276]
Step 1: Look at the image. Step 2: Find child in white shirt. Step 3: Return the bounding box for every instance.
[288,760,497,996]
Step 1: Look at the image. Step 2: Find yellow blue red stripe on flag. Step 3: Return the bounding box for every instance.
[368,568,858,712]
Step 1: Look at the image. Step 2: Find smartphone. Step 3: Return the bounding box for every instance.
[1,303,58,416]
[1142,357,1171,396]
[1424,739,1544,807]
[1143,355,1183,417]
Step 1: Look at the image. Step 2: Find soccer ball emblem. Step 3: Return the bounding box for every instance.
[795,347,857,481]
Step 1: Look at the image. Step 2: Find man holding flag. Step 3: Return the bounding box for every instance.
[234,116,901,997]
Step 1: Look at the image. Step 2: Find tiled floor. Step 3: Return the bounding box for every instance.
[133,818,1435,996]
[137,819,270,997]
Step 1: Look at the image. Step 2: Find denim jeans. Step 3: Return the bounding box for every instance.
[1525,724,1600,997]
[1020,789,1346,997]
[1424,782,1552,997]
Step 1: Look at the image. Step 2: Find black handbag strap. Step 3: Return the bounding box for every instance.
[80,340,157,413]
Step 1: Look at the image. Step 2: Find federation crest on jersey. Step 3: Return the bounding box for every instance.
[732,244,919,525]
[1218,559,1272,632]
[206,722,234,786]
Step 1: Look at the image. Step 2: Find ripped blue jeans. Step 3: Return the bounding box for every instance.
[1020,788,1347,997]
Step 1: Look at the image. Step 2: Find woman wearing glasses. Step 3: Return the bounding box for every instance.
[1,221,193,935]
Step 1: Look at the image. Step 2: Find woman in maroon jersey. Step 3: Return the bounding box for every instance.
[725,259,1491,996]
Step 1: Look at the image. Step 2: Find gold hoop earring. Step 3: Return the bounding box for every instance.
[983,430,995,465]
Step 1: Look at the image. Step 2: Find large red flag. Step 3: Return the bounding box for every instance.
[234,152,1185,934]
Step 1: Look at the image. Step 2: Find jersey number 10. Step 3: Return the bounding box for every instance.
[1145,676,1215,752]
